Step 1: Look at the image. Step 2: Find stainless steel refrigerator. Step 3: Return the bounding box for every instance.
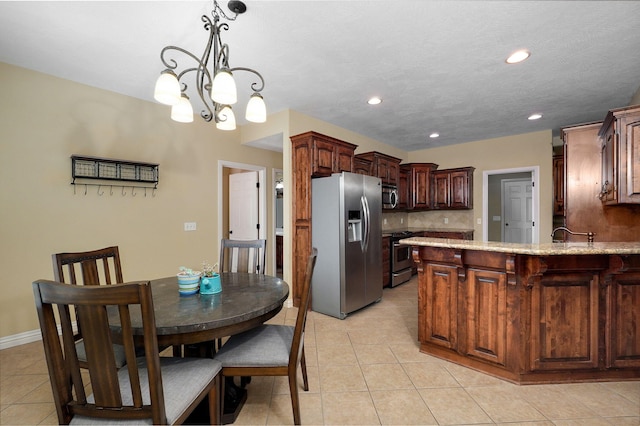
[311,172,383,319]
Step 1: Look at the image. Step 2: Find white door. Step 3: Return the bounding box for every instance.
[229,171,259,240]
[502,179,533,243]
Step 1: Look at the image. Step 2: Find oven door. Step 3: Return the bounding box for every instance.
[392,242,413,272]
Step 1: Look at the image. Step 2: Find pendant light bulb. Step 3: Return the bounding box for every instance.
[245,92,267,123]
[171,94,194,123]
[154,70,181,105]
[216,106,236,130]
[211,69,237,105]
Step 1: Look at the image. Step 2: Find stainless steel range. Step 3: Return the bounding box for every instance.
[390,231,414,287]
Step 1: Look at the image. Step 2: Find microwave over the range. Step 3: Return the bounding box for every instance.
[382,184,398,209]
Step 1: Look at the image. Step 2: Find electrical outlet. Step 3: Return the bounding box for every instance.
[400,218,404,224]
[184,222,197,231]
[477,218,482,224]
[383,218,388,225]
[444,218,449,224]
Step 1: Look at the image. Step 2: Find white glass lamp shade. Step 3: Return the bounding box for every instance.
[170,95,194,123]
[216,106,236,131]
[245,93,267,123]
[211,69,237,105]
[154,70,181,105]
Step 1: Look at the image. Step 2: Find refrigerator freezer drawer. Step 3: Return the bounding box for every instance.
[391,268,412,287]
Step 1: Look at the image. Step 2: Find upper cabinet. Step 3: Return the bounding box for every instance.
[292,131,356,178]
[400,163,438,210]
[355,151,402,186]
[432,167,475,210]
[598,105,640,205]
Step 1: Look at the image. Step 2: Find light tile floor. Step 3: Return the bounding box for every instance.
[2,277,639,425]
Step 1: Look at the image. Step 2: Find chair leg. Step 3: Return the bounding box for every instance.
[288,372,301,425]
[300,347,309,391]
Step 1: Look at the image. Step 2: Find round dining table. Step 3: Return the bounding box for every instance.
[110,272,289,348]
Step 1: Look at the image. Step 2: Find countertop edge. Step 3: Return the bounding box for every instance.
[400,237,640,255]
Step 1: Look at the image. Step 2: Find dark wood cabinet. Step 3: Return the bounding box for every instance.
[562,121,640,242]
[598,104,640,205]
[290,131,356,306]
[382,236,391,288]
[400,163,438,210]
[553,154,565,216]
[355,151,401,186]
[397,168,409,210]
[414,244,640,384]
[432,167,474,209]
[353,156,372,176]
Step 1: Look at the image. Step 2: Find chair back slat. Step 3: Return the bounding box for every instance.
[33,279,165,424]
[220,239,266,274]
[290,248,317,368]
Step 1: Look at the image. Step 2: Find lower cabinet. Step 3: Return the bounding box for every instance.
[382,236,391,288]
[414,246,640,383]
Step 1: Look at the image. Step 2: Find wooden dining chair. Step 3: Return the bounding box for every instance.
[52,246,127,368]
[214,248,318,425]
[32,279,222,425]
[219,239,266,274]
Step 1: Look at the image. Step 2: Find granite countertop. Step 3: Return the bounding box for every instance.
[400,237,640,255]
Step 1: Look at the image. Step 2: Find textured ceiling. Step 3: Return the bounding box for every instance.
[1,1,639,151]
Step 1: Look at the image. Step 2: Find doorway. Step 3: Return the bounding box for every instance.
[217,160,266,265]
[483,167,539,243]
[501,178,533,243]
[274,169,283,279]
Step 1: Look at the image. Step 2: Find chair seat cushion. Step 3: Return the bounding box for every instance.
[76,339,128,368]
[71,356,221,425]
[215,325,295,367]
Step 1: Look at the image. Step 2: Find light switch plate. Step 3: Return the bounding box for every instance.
[184,222,197,231]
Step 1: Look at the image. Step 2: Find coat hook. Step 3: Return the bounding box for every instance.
[110,185,114,196]
[84,184,88,195]
[73,184,76,195]
[97,185,104,196]
[121,186,127,196]
[144,187,148,197]
[131,187,137,197]
[152,187,157,197]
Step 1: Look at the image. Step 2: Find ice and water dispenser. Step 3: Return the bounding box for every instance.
[347,210,362,242]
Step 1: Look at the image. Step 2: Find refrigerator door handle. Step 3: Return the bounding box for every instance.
[361,195,370,252]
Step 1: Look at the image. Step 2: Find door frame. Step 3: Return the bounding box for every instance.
[217,160,267,244]
[482,166,539,243]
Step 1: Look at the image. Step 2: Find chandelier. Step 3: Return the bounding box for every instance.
[153,0,266,130]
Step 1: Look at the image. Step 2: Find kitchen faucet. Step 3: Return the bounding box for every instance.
[551,226,595,243]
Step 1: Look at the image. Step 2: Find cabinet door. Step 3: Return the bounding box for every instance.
[466,269,507,366]
[397,168,409,210]
[600,124,617,204]
[312,139,337,177]
[382,237,391,287]
[386,160,399,186]
[530,272,599,370]
[553,155,565,215]
[607,273,640,369]
[432,171,450,209]
[450,169,472,209]
[621,118,640,203]
[353,157,372,175]
[412,166,431,209]
[419,263,458,349]
[335,145,354,173]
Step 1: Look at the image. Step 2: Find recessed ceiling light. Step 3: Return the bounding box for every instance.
[506,49,531,64]
[367,97,382,105]
[429,133,439,138]
[528,113,543,120]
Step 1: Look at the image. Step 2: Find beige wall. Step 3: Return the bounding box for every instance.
[0,63,282,339]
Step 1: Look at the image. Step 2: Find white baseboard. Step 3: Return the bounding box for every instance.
[0,329,42,350]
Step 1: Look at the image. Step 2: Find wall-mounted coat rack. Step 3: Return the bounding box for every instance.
[71,155,159,196]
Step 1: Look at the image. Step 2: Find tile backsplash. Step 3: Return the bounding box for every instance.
[383,210,473,230]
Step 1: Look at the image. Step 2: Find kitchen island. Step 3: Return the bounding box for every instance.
[400,237,640,384]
